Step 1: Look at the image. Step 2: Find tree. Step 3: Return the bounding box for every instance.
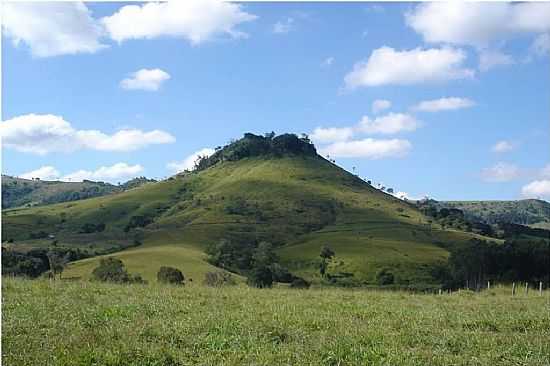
[247,265,273,288]
[376,268,395,285]
[252,242,278,267]
[157,266,184,285]
[319,245,335,278]
[91,258,145,284]
[47,251,68,280]
[203,271,236,287]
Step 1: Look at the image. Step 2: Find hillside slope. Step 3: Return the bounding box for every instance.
[1,175,155,209]
[441,199,550,229]
[3,134,487,285]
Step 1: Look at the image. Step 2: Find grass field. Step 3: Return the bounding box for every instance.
[3,277,550,366]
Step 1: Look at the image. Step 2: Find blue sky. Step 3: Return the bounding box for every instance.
[2,1,549,201]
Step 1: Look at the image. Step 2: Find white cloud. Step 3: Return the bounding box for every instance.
[273,17,294,34]
[372,99,391,114]
[120,69,171,91]
[20,166,61,181]
[2,2,106,57]
[406,2,550,47]
[321,57,335,68]
[521,180,550,200]
[1,114,175,155]
[357,113,420,135]
[412,97,475,112]
[62,163,144,183]
[320,138,412,159]
[530,33,550,57]
[310,127,354,144]
[344,46,474,89]
[492,140,515,153]
[479,50,515,72]
[102,0,257,45]
[167,148,216,173]
[540,164,550,179]
[481,162,520,182]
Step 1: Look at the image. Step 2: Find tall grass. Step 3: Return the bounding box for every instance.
[3,278,549,366]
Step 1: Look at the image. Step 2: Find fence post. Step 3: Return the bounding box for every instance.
[487,281,490,290]
[512,282,516,296]
[525,282,529,295]
[439,289,442,295]
[540,281,543,296]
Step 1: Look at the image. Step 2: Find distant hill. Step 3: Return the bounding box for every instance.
[3,133,492,285]
[2,175,156,209]
[440,199,550,229]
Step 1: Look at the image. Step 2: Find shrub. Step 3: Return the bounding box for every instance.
[376,268,395,285]
[247,266,273,288]
[203,271,236,287]
[290,277,311,289]
[157,266,184,285]
[91,258,145,284]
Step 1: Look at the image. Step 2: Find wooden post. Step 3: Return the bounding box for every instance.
[512,282,516,296]
[439,289,442,295]
[525,282,529,295]
[540,281,543,296]
[487,281,490,290]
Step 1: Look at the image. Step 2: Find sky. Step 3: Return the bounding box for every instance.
[1,1,549,201]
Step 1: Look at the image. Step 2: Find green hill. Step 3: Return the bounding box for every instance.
[440,199,550,229]
[1,175,156,209]
[2,133,489,285]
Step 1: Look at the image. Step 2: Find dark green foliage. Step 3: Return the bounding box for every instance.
[203,271,236,287]
[124,215,153,232]
[290,277,311,289]
[247,265,273,288]
[319,245,336,278]
[376,268,395,285]
[29,231,48,239]
[2,247,89,278]
[269,263,294,283]
[80,222,106,233]
[205,238,254,272]
[193,133,317,172]
[91,258,145,284]
[157,266,185,285]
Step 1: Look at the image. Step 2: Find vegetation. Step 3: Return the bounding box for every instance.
[91,258,146,284]
[203,271,236,287]
[157,266,185,285]
[3,278,550,365]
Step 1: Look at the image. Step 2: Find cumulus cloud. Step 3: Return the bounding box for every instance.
[412,97,475,112]
[479,50,515,72]
[406,2,550,47]
[344,46,474,89]
[320,138,412,159]
[167,148,216,173]
[310,127,354,144]
[101,0,257,45]
[120,69,171,91]
[20,166,61,181]
[321,57,335,68]
[492,140,515,153]
[372,99,391,114]
[521,180,550,200]
[62,163,144,182]
[357,113,420,135]
[1,114,175,155]
[481,162,520,182]
[530,33,550,57]
[273,17,294,34]
[2,1,107,57]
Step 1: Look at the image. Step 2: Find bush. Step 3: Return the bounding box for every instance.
[376,268,395,285]
[157,266,184,285]
[247,266,273,288]
[203,271,236,287]
[91,258,145,284]
[290,277,311,289]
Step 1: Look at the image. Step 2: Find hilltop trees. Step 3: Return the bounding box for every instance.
[157,266,185,285]
[91,258,145,284]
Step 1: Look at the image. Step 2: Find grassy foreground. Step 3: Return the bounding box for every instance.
[3,278,550,366]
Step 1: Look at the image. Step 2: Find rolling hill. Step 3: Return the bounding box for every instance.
[1,175,156,209]
[2,133,490,285]
[440,199,550,229]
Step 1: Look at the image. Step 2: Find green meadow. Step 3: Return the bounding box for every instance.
[3,277,550,366]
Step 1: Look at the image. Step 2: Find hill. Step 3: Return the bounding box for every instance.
[2,133,491,285]
[440,199,550,229]
[1,175,156,209]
